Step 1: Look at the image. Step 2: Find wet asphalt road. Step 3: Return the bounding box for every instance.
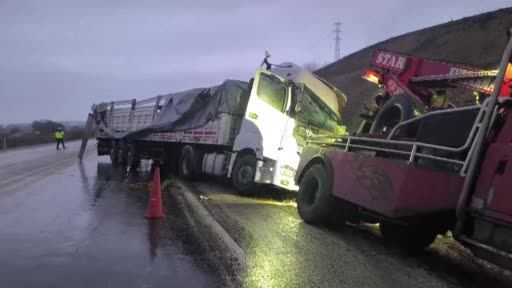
[0,142,221,288]
[2,142,512,288]
[190,180,512,288]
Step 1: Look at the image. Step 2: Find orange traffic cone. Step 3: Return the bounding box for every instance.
[145,166,164,219]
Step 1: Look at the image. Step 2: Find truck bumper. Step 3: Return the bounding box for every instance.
[255,159,299,191]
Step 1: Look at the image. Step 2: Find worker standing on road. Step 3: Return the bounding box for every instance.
[55,128,66,150]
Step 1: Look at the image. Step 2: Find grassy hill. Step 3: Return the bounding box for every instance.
[316,7,512,131]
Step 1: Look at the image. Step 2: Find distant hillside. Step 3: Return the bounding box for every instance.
[316,7,512,131]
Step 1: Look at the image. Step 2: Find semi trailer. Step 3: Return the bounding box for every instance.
[295,27,512,269]
[91,57,347,194]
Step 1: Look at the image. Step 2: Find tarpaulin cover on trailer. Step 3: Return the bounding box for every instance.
[101,80,250,139]
[131,79,249,138]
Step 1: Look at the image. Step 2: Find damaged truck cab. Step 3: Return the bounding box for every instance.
[230,63,347,192]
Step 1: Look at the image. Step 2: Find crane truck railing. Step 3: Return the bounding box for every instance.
[309,97,497,177]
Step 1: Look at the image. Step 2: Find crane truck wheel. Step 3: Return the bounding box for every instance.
[231,153,257,195]
[370,94,416,135]
[179,145,195,180]
[379,221,437,252]
[297,164,335,225]
[109,142,119,166]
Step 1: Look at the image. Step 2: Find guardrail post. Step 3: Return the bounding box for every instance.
[2,137,6,150]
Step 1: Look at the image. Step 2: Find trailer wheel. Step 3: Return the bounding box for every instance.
[231,153,257,195]
[179,145,195,180]
[117,143,128,166]
[297,164,334,225]
[126,144,140,171]
[379,222,437,252]
[370,94,417,135]
[109,142,119,166]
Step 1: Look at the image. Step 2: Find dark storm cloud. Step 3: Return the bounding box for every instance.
[0,0,510,123]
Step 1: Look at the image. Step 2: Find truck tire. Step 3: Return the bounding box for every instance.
[370,94,416,135]
[297,164,335,225]
[126,144,140,171]
[109,142,119,165]
[379,222,437,252]
[117,143,128,166]
[231,153,257,195]
[179,145,195,180]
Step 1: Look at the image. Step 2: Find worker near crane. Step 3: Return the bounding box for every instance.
[55,128,66,150]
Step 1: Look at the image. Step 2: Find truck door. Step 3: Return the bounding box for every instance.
[244,70,290,161]
[274,87,301,190]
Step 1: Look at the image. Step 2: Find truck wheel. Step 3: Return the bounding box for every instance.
[379,222,437,252]
[117,143,128,166]
[297,164,334,225]
[126,144,140,171]
[179,145,195,180]
[370,94,417,135]
[231,154,257,195]
[109,142,119,165]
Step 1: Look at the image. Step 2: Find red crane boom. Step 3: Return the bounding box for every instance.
[359,49,512,134]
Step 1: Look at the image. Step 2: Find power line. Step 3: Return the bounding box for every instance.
[333,22,342,61]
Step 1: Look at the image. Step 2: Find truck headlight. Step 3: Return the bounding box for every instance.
[280,165,296,178]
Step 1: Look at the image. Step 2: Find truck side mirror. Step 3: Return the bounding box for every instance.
[260,50,272,70]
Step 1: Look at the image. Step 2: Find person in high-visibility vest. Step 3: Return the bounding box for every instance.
[55,128,66,150]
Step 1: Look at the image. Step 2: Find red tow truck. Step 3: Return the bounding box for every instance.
[295,27,512,269]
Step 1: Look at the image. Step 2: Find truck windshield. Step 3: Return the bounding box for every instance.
[294,86,346,135]
[256,74,287,112]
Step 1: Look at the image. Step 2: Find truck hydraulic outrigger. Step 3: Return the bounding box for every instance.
[358,45,512,134]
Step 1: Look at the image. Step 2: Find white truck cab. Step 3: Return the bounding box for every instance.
[229,63,346,193]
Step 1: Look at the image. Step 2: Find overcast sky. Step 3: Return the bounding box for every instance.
[0,0,510,124]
